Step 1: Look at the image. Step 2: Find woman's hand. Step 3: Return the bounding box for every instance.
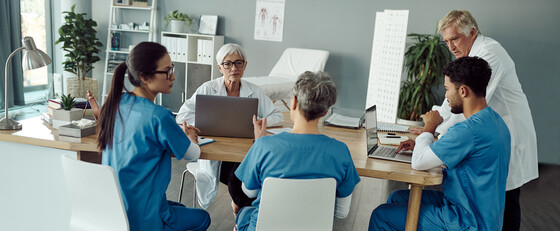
[181,121,201,145]
[86,90,100,120]
[253,115,267,140]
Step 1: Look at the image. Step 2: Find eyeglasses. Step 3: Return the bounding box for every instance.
[221,60,245,69]
[152,63,175,80]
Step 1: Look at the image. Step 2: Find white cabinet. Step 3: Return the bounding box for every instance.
[101,2,158,104]
[160,32,224,112]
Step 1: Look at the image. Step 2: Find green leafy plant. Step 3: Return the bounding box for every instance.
[55,5,102,81]
[163,10,193,28]
[397,32,453,121]
[61,94,77,111]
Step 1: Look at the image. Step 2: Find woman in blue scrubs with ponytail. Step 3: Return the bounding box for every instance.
[97,42,210,231]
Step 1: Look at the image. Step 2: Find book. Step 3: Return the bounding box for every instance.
[48,99,62,109]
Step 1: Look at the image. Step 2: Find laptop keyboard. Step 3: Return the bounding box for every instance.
[375,146,398,158]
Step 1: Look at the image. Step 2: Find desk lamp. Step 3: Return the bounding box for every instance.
[1,36,52,130]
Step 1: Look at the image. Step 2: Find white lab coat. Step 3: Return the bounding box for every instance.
[436,35,538,190]
[175,77,283,208]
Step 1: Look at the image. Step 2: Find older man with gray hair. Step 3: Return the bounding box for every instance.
[405,10,538,231]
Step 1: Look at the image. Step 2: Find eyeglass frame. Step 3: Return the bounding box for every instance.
[220,60,246,69]
[151,63,175,80]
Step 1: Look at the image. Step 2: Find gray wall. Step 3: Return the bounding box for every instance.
[88,0,560,164]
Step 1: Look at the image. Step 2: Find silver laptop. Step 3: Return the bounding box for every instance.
[366,105,412,163]
[195,95,258,138]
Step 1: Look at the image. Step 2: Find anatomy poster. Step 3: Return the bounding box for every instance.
[254,0,285,42]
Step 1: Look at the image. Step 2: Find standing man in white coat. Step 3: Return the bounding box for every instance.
[406,10,538,231]
[437,10,537,231]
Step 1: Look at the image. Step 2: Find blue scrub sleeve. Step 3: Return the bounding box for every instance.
[429,124,475,169]
[235,140,264,191]
[155,108,191,160]
[336,148,361,198]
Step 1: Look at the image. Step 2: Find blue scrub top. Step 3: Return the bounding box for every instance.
[235,132,361,228]
[430,107,510,230]
[102,93,191,231]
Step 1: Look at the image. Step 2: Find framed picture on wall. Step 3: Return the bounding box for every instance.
[114,0,130,6]
[198,15,218,35]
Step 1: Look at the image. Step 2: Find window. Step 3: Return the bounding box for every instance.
[20,0,52,103]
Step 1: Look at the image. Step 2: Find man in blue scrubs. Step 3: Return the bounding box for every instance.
[369,56,511,230]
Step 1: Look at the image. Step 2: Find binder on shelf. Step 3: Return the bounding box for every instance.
[170,37,178,61]
[179,37,187,62]
[197,39,204,63]
[205,40,213,64]
[323,107,365,129]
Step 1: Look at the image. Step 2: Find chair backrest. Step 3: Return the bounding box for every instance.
[268,48,330,79]
[60,155,129,231]
[256,177,337,231]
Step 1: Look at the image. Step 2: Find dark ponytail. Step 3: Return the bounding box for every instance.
[97,42,168,150]
[97,63,128,150]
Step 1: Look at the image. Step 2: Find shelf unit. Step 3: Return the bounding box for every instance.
[101,1,158,104]
[160,32,224,112]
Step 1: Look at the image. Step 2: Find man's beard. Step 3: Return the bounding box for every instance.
[450,101,464,114]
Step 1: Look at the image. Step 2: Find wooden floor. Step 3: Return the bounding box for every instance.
[163,158,560,231]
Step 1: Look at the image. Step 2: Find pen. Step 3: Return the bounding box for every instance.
[386,136,401,138]
[387,133,396,135]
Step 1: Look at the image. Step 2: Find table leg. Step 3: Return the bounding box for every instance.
[405,184,423,231]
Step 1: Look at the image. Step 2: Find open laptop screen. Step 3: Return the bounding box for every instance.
[195,95,258,138]
[365,105,378,153]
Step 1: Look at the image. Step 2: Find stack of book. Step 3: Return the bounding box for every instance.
[42,98,93,124]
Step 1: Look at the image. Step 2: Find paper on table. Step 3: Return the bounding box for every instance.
[267,127,292,135]
[325,113,361,128]
[378,135,409,146]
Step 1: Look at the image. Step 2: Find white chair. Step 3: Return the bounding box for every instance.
[256,177,337,231]
[60,155,129,231]
[178,162,199,207]
[244,48,330,105]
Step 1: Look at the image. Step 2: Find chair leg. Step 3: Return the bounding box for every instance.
[178,169,188,203]
[192,177,197,208]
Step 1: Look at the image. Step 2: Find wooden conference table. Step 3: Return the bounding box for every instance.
[200,112,443,231]
[0,113,442,231]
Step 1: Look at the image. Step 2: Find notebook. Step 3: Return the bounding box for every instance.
[195,95,258,138]
[365,105,412,163]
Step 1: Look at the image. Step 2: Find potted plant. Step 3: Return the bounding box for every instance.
[396,32,452,126]
[53,94,83,128]
[56,4,103,99]
[164,10,194,33]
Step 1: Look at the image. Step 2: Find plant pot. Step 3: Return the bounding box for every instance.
[170,20,185,33]
[396,118,424,127]
[66,77,98,99]
[53,108,83,129]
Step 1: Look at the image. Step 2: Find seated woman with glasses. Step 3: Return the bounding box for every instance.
[234,71,361,231]
[97,42,210,231]
[175,43,283,215]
